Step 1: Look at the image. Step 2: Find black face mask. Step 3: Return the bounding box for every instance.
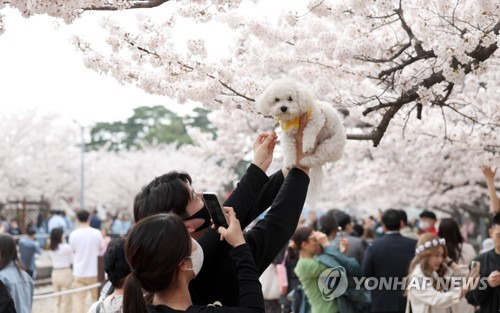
[183,205,211,232]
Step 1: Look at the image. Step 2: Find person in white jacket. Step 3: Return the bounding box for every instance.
[438,218,476,313]
[405,234,477,313]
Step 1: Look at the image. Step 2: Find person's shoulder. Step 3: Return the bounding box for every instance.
[475,249,491,262]
[17,269,34,286]
[400,235,418,246]
[69,228,82,239]
[60,243,72,251]
[409,263,424,277]
[485,248,498,260]
[462,242,475,252]
[90,227,103,236]
[146,303,175,313]
[296,257,320,271]
[348,235,363,244]
[87,301,99,313]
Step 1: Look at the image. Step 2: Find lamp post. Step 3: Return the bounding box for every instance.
[72,120,85,210]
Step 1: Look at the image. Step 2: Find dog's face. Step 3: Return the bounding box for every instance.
[256,79,314,122]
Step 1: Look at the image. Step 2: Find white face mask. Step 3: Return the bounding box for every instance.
[187,238,204,276]
[420,220,429,230]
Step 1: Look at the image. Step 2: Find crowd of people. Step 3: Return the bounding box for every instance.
[0,117,498,313]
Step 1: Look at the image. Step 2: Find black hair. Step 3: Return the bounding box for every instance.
[419,210,437,220]
[133,171,193,222]
[123,213,191,313]
[438,218,464,262]
[0,234,22,271]
[352,224,364,237]
[27,228,36,237]
[104,238,131,289]
[50,227,64,251]
[318,210,338,236]
[76,210,90,223]
[382,209,401,231]
[289,226,314,259]
[334,211,351,230]
[399,210,409,226]
[492,213,500,227]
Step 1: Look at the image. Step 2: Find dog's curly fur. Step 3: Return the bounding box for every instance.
[257,78,346,206]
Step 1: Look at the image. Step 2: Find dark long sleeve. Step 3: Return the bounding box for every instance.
[190,244,265,313]
[223,164,270,229]
[151,245,264,313]
[224,164,284,229]
[242,170,285,226]
[362,245,374,278]
[244,168,309,274]
[190,167,306,306]
[465,250,500,313]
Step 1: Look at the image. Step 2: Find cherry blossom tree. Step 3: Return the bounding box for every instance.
[0,110,80,203]
[71,0,499,213]
[0,0,171,34]
[0,110,234,210]
[70,0,499,144]
[2,0,499,215]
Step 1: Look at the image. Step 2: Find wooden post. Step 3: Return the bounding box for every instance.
[21,198,27,233]
[97,255,105,295]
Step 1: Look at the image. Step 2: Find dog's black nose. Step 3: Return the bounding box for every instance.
[280,106,288,113]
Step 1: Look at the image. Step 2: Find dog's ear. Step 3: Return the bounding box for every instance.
[256,89,270,115]
[295,83,315,112]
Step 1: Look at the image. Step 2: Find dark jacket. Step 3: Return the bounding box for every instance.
[465,249,500,313]
[189,164,310,306]
[362,233,417,313]
[317,246,367,313]
[149,244,264,313]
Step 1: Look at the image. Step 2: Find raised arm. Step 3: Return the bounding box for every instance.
[481,166,499,214]
[244,114,312,274]
[224,133,278,229]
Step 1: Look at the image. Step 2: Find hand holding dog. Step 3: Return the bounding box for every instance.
[252,133,277,172]
[294,113,312,174]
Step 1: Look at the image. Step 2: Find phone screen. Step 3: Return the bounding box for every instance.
[202,193,228,229]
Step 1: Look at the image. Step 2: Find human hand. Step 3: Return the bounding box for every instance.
[339,238,349,254]
[252,133,277,172]
[480,166,497,181]
[217,207,245,248]
[295,114,312,174]
[487,270,500,288]
[468,264,480,279]
[312,231,330,247]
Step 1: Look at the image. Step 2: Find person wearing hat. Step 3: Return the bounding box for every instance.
[418,210,438,236]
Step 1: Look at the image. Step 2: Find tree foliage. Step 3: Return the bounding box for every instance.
[87,105,213,151]
[1,0,499,216]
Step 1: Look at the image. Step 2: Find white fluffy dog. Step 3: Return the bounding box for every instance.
[256,78,346,205]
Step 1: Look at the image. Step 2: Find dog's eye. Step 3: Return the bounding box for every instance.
[275,98,280,102]
[288,96,293,101]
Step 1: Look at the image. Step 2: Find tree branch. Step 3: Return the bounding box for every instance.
[355,42,411,63]
[88,0,170,10]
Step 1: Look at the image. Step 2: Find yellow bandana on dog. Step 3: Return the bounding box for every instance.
[279,109,312,131]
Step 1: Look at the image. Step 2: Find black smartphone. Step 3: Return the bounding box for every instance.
[202,192,229,229]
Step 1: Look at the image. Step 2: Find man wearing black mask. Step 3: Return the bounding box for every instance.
[134,116,313,306]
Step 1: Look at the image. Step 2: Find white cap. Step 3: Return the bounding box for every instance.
[480,238,494,254]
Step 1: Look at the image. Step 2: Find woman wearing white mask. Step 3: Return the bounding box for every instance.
[123,211,264,313]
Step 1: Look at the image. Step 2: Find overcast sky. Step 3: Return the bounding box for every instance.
[0,1,300,127]
[0,8,195,126]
